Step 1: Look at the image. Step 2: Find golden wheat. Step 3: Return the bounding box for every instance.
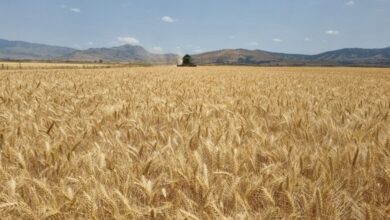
[0,66,389,219]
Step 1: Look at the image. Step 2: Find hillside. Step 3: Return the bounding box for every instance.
[64,45,178,64]
[0,39,178,64]
[0,39,76,60]
[310,47,390,65]
[192,47,390,66]
[1,38,390,66]
[191,49,278,65]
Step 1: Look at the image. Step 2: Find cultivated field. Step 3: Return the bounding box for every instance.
[0,66,389,219]
[0,61,143,70]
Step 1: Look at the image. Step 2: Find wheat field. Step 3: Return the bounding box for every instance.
[0,66,389,219]
[0,62,142,70]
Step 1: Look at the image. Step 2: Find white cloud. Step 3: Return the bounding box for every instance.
[162,16,175,23]
[61,5,81,13]
[345,1,355,6]
[326,30,340,35]
[70,8,81,13]
[150,47,163,53]
[273,38,282,42]
[250,41,259,46]
[87,42,94,46]
[304,37,312,41]
[229,35,236,40]
[117,37,140,45]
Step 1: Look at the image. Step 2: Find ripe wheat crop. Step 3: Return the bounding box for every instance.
[0,66,389,219]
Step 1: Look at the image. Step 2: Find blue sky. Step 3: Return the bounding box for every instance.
[0,0,389,54]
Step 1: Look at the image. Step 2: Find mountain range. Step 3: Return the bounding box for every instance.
[0,39,177,64]
[1,38,390,66]
[191,48,390,66]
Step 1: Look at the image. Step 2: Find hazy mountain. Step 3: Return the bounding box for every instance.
[193,47,390,66]
[64,45,178,64]
[0,39,178,64]
[1,38,390,66]
[0,39,76,60]
[310,47,390,65]
[191,49,312,65]
[191,49,279,65]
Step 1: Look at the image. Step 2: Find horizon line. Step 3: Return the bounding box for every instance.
[1,37,389,56]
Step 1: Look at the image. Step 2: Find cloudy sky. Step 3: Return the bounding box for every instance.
[0,0,389,54]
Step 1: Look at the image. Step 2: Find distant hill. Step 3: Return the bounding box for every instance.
[0,39,76,60]
[0,39,178,64]
[1,38,390,66]
[309,47,390,65]
[191,49,279,65]
[192,47,390,66]
[191,49,311,65]
[64,45,178,64]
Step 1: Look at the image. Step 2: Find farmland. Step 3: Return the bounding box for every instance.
[0,61,151,70]
[0,66,389,219]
